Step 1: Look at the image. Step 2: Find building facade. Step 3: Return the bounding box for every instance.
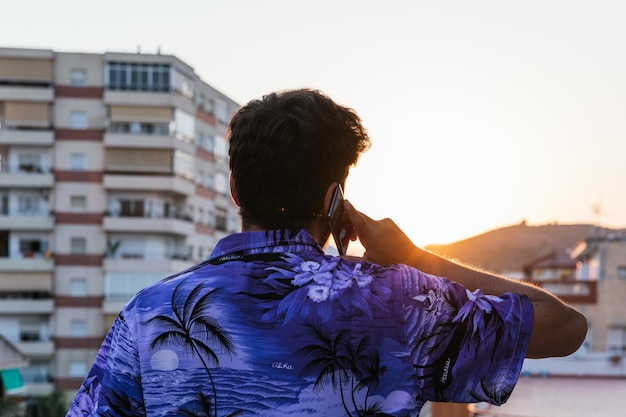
[0,47,240,397]
[570,233,626,355]
[521,230,626,376]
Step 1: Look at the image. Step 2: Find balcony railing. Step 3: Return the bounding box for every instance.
[531,279,597,304]
[0,256,54,271]
[0,163,51,174]
[105,209,191,222]
[0,207,50,216]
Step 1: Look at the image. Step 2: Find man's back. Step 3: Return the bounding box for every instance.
[67,229,532,417]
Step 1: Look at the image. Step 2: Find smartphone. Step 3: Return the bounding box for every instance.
[327,184,353,255]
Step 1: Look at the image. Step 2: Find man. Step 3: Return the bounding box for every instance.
[67,88,586,416]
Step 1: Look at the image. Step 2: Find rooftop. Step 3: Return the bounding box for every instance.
[425,222,607,275]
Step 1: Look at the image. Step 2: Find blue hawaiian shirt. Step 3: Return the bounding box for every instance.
[66,229,533,417]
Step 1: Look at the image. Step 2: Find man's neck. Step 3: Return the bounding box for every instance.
[242,219,330,248]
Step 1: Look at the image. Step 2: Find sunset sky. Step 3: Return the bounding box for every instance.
[3,0,626,246]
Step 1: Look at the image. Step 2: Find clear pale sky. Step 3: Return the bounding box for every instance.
[4,0,626,245]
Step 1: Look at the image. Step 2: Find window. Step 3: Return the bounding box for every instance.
[215,207,227,232]
[206,136,215,153]
[618,266,626,279]
[70,320,88,337]
[70,68,86,86]
[69,111,88,129]
[105,271,165,301]
[214,135,228,160]
[174,151,194,181]
[174,109,195,142]
[197,93,206,110]
[215,102,229,124]
[70,195,87,212]
[215,172,228,195]
[0,192,8,215]
[106,62,171,92]
[204,98,214,114]
[120,199,144,217]
[180,80,194,100]
[109,122,169,135]
[69,362,87,378]
[608,326,626,353]
[20,239,42,257]
[19,320,40,342]
[69,278,87,297]
[206,173,215,190]
[197,132,206,148]
[18,194,38,215]
[70,237,87,255]
[18,153,41,173]
[130,122,142,134]
[70,153,87,171]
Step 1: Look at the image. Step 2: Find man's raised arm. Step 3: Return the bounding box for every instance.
[344,200,588,359]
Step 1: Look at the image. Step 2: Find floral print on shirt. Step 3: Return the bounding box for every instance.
[66,229,533,417]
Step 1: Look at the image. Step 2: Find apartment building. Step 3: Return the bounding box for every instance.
[521,229,626,376]
[570,233,626,355]
[0,47,240,397]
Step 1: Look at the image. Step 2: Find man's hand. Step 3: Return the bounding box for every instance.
[343,200,421,266]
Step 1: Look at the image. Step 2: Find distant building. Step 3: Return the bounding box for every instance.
[426,221,594,279]
[0,47,240,398]
[521,230,626,376]
[570,232,626,355]
[523,249,576,282]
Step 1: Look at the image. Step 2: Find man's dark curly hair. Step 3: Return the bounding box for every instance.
[228,88,371,230]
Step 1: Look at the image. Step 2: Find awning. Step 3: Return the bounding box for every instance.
[0,368,25,396]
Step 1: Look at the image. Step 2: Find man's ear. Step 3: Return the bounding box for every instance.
[323,182,338,214]
[230,174,240,207]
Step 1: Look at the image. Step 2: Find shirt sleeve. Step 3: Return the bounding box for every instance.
[65,311,146,417]
[403,266,534,406]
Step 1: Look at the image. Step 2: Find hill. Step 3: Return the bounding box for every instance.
[424,222,600,276]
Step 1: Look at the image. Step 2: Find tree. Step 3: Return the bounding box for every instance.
[147,282,235,417]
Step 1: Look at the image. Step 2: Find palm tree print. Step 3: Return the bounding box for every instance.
[355,350,386,414]
[101,372,146,417]
[296,321,385,417]
[146,281,235,417]
[174,392,244,417]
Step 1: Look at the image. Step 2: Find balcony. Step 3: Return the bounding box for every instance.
[0,214,54,230]
[0,270,52,292]
[103,215,195,236]
[0,129,54,145]
[532,279,597,304]
[104,256,193,274]
[0,168,53,188]
[104,173,195,196]
[15,341,54,358]
[0,85,53,101]
[24,382,54,397]
[0,257,54,272]
[0,298,53,313]
[104,132,195,153]
[104,90,195,114]
[20,365,54,396]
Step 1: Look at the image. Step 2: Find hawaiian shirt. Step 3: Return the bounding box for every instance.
[66,229,533,417]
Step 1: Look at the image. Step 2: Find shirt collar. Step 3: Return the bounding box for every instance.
[209,229,325,260]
